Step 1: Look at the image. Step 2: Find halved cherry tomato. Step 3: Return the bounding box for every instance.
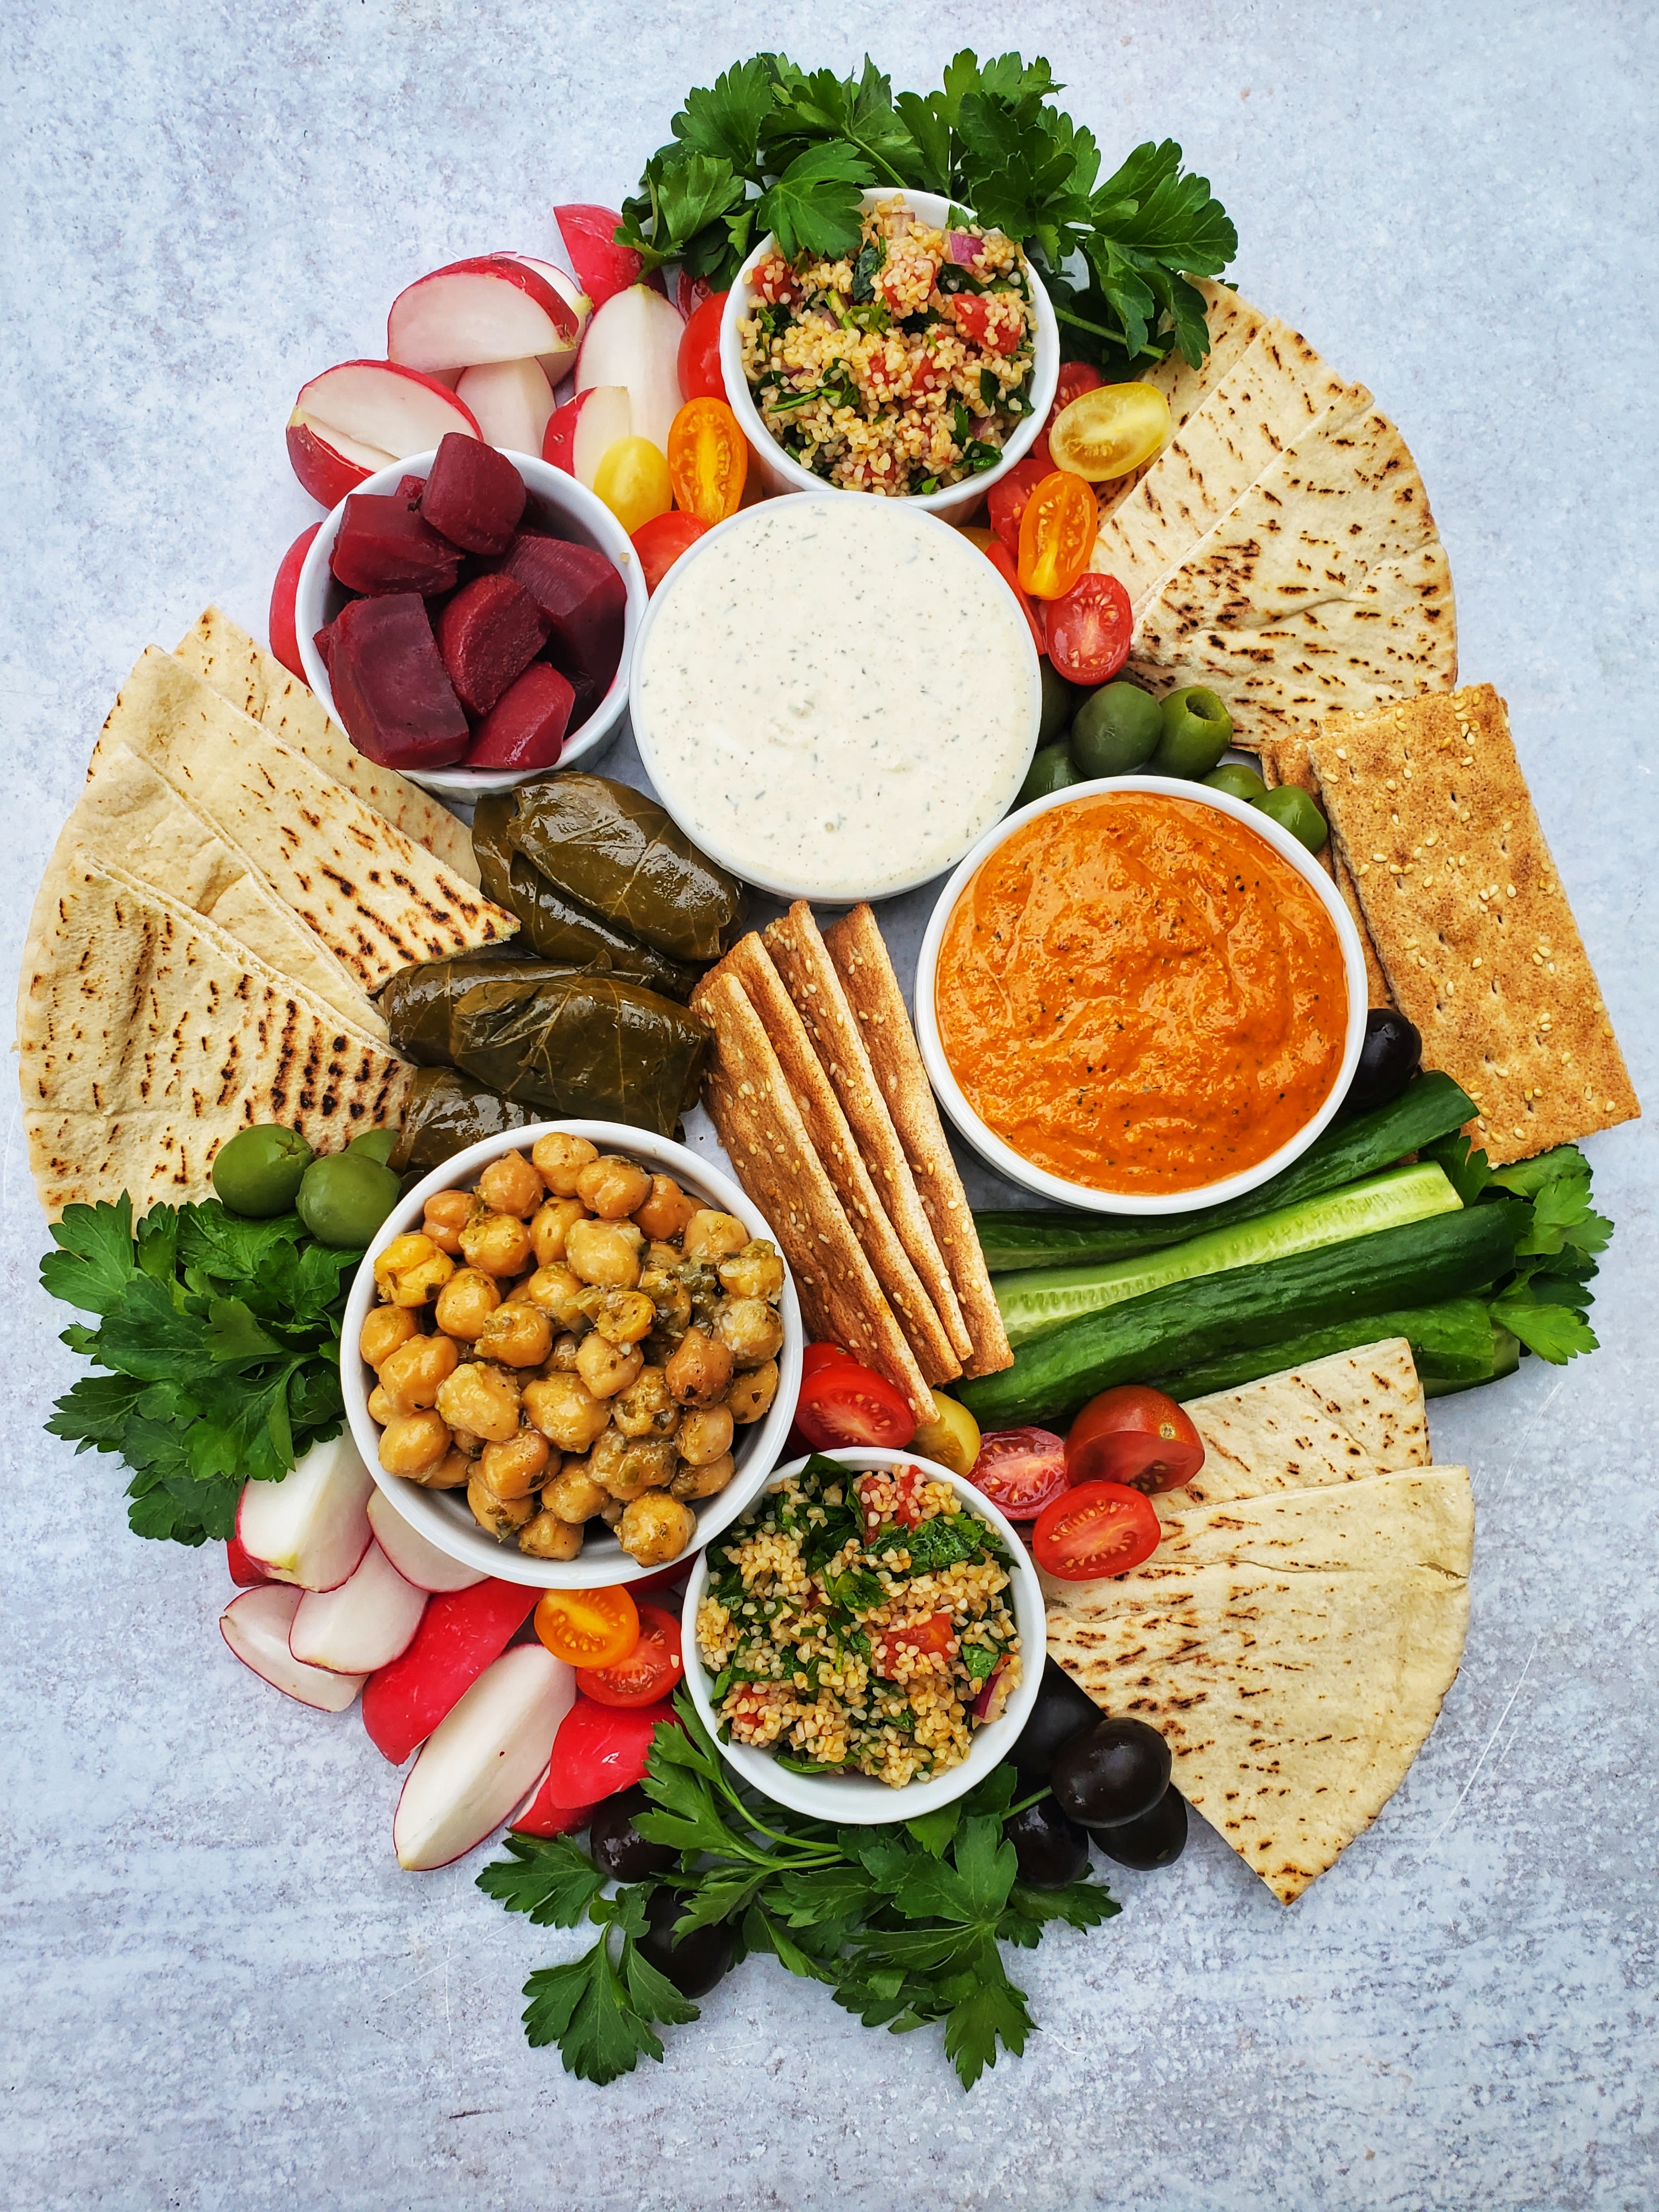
[1017,470,1099,600]
[592,436,671,533]
[796,1358,916,1451]
[631,510,707,594]
[1045,571,1133,686]
[534,1584,639,1669]
[874,1609,955,1675]
[986,455,1054,553]
[983,538,1048,657]
[800,1341,855,1385]
[1048,382,1171,484]
[1065,1385,1204,1494]
[667,396,747,522]
[548,1692,678,1805]
[949,291,1024,354]
[1031,1480,1160,1581]
[577,1602,684,1708]
[909,1389,981,1478]
[967,1427,1069,1520]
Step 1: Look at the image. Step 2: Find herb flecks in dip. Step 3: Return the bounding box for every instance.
[935,792,1350,1195]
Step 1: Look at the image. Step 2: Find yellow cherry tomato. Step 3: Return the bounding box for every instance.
[909,1389,982,1479]
[591,436,672,534]
[1017,469,1098,600]
[1047,381,1172,483]
[956,524,996,553]
[667,397,747,523]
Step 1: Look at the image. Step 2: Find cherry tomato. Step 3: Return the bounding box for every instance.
[1048,382,1171,484]
[631,510,707,594]
[800,1341,855,1384]
[534,1584,639,1669]
[1045,361,1105,442]
[795,1358,916,1452]
[1031,1480,1161,1581]
[1065,1385,1205,1494]
[983,537,1048,657]
[873,1609,955,1675]
[1045,572,1133,686]
[909,1389,982,1479]
[752,256,798,306]
[591,435,672,533]
[548,1693,679,1806]
[667,396,747,522]
[1018,470,1098,600]
[986,456,1054,554]
[967,1427,1070,1520]
[949,291,1025,354]
[577,1602,684,1708]
[676,289,729,400]
[854,1464,926,1535]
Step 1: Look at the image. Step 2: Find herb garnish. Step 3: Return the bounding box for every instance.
[1422,1136,1611,1363]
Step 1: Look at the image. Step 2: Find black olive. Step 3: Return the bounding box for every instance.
[589,1786,675,1882]
[637,1886,736,1999]
[1051,1716,1172,1829]
[1343,1008,1423,1115]
[1087,1787,1188,1870]
[1011,1657,1102,1783]
[1006,1797,1090,1888]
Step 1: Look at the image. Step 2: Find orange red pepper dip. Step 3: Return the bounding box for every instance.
[935,791,1349,1195]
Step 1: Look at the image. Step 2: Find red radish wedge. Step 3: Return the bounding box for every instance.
[226,1533,268,1588]
[542,385,631,488]
[393,1644,576,1869]
[455,357,557,454]
[221,1584,366,1712]
[236,1435,373,1593]
[554,206,646,310]
[289,1539,428,1675]
[511,1765,597,1838]
[388,255,579,376]
[496,257,590,381]
[269,523,320,680]
[287,361,480,507]
[366,1492,485,1594]
[576,286,684,455]
[362,1577,539,1763]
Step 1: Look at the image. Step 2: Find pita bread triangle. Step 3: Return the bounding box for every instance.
[1098,281,1269,521]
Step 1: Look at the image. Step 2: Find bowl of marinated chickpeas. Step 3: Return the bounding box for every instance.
[341,1120,804,1588]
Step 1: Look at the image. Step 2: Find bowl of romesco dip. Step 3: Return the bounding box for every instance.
[915,778,1368,1215]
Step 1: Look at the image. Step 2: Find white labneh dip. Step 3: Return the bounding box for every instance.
[631,499,1039,900]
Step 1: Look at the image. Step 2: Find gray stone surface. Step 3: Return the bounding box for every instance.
[2,2,1656,2207]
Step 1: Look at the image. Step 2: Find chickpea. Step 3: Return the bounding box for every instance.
[435,1362,522,1444]
[379,1330,459,1414]
[421,1187,473,1256]
[360,1304,419,1369]
[575,1154,653,1220]
[726,1359,780,1426]
[531,1131,598,1196]
[546,1330,584,1373]
[408,1447,472,1490]
[517,1510,584,1561]
[468,1474,537,1541]
[374,1233,455,1309]
[681,1208,748,1262]
[524,1263,589,1331]
[366,1384,396,1425]
[433,1267,501,1341]
[460,1206,534,1279]
[716,1297,785,1370]
[476,1301,555,1369]
[633,1174,699,1243]
[529,1195,588,1267]
[671,1451,736,1502]
[664,1326,734,1407]
[477,1149,545,1220]
[541,1464,610,1523]
[523,1372,611,1453]
[586,1289,657,1346]
[593,1430,679,1500]
[612,1366,680,1440]
[614,1220,646,1254]
[448,1428,484,1462]
[677,1404,735,1466]
[379,1410,452,1477]
[718,1238,787,1301]
[645,1239,685,1272]
[477,1426,552,1499]
[576,1332,644,1400]
[597,1498,625,1530]
[618,1492,697,1568]
[565,1217,641,1290]
[639,1267,692,1334]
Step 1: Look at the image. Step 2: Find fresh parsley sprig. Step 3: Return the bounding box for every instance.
[1422,1136,1612,1364]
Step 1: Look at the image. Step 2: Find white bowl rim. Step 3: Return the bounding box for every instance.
[627,496,1043,907]
[294,447,647,798]
[340,1118,803,1588]
[915,775,1370,1217]
[718,185,1061,517]
[680,1445,1046,1824]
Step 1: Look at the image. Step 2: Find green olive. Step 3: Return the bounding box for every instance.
[1069,681,1163,777]
[1038,659,1079,746]
[348,1126,400,1167]
[1253,784,1330,855]
[211,1125,314,1218]
[1150,686,1233,778]
[1015,742,1080,808]
[1203,762,1269,805]
[296,1153,402,1249]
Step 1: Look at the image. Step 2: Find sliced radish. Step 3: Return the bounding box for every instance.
[236,1435,373,1593]
[269,523,320,680]
[498,257,590,381]
[362,1578,539,1763]
[226,1532,269,1588]
[289,1539,428,1674]
[575,286,684,456]
[541,385,633,488]
[393,1645,576,1870]
[221,1584,366,1712]
[286,360,481,506]
[455,357,556,454]
[387,255,579,376]
[366,1490,485,1594]
[554,206,646,311]
[511,1764,597,1838]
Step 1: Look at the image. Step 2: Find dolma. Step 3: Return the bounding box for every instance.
[388,1069,538,1173]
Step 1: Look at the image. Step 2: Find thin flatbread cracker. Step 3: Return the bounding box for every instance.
[173,608,481,884]
[1308,685,1639,1162]
[821,902,1012,1378]
[1259,735,1392,1006]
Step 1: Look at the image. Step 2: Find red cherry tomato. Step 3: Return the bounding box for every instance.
[986,456,1054,554]
[795,1358,916,1451]
[983,537,1048,658]
[1048,360,1105,434]
[948,291,1025,354]
[1044,571,1133,686]
[854,1464,926,1534]
[676,289,729,400]
[631,510,708,594]
[966,1427,1070,1521]
[576,1602,684,1709]
[1031,1480,1161,1581]
[800,1341,855,1383]
[547,1693,680,1806]
[1065,1385,1205,1495]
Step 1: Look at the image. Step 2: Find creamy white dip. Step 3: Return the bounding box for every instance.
[632,499,1039,900]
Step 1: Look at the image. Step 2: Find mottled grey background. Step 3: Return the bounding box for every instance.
[2,2,1655,2207]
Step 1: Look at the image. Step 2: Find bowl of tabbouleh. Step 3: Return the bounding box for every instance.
[682,1447,1046,1823]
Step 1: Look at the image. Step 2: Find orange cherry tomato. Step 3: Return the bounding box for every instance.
[676,290,728,399]
[1017,470,1098,600]
[983,537,1048,657]
[534,1584,639,1669]
[668,397,747,522]
[631,510,708,594]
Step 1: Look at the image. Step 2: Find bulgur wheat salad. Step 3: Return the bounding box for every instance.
[740,198,1037,496]
[696,1455,1023,1787]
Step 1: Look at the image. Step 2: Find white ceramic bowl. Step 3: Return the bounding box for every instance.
[719,188,1060,527]
[295,448,647,801]
[341,1119,803,1589]
[916,776,1370,1216]
[681,1447,1045,1824]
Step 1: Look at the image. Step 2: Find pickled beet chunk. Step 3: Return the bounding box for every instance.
[435,572,549,718]
[499,534,625,697]
[394,474,426,505]
[465,662,574,772]
[330,495,461,596]
[420,432,527,556]
[323,594,470,770]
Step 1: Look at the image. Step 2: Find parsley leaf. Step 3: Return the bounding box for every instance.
[755,142,872,262]
[476,1835,609,1927]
